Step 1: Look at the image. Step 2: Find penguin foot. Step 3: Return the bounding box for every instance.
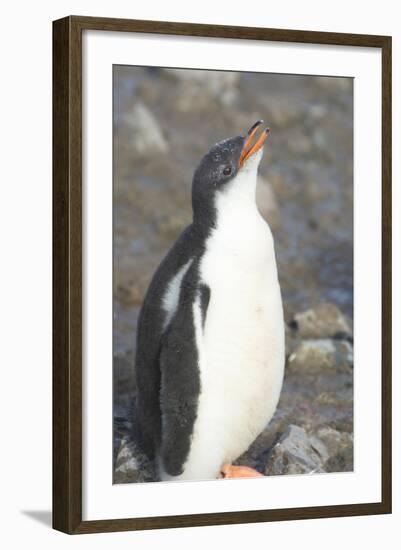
[220,464,264,479]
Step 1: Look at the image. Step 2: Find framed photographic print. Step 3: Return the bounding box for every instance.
[53,15,392,534]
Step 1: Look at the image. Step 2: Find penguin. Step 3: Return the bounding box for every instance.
[134,121,285,481]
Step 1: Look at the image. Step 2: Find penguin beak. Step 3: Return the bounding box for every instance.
[238,120,270,168]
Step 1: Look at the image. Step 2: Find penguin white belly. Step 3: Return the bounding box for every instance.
[175,217,285,481]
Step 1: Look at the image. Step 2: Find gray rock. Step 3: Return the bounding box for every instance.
[265,425,328,476]
[316,427,353,472]
[291,303,353,340]
[124,102,168,155]
[288,133,313,155]
[316,426,353,454]
[305,180,331,202]
[316,76,352,93]
[287,339,353,373]
[324,445,353,472]
[307,103,327,120]
[258,97,300,127]
[114,436,156,484]
[256,177,281,229]
[166,69,240,108]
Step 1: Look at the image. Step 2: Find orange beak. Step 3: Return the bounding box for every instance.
[238,120,270,168]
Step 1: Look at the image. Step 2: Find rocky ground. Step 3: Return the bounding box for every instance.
[113,66,353,482]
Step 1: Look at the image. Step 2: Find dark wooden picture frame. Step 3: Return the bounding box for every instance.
[53,15,392,534]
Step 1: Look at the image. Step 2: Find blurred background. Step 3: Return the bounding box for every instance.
[113,66,354,482]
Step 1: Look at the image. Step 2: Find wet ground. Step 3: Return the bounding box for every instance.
[112,66,353,481]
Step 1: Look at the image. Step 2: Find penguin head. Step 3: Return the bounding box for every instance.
[192,121,269,226]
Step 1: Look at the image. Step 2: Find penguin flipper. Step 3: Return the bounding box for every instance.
[134,225,200,461]
[159,273,210,477]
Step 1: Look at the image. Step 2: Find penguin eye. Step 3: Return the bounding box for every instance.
[223,165,232,176]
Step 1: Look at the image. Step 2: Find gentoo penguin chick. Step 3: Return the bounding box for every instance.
[134,121,285,481]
